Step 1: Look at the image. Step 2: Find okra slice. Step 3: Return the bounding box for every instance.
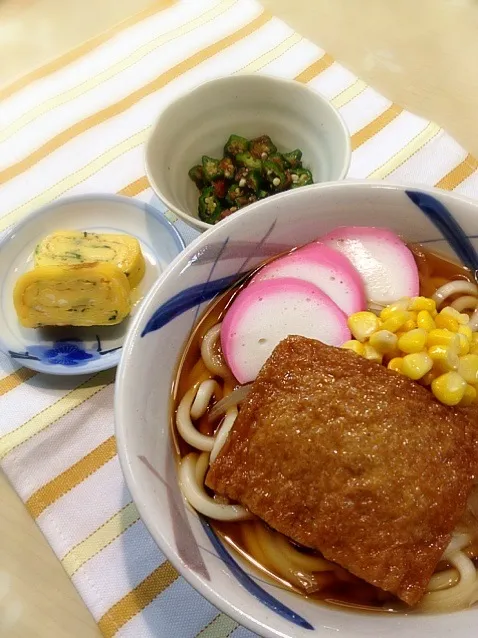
[202,156,223,181]
[245,169,261,193]
[226,183,245,205]
[235,167,249,185]
[235,152,262,171]
[282,149,303,169]
[268,154,286,170]
[236,193,258,208]
[263,160,287,191]
[224,134,249,157]
[188,165,205,190]
[218,156,235,180]
[198,187,222,223]
[249,135,277,160]
[291,167,313,187]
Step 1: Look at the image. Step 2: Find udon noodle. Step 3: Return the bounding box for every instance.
[173,245,478,613]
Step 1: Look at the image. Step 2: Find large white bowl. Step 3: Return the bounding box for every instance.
[115,181,478,638]
[145,75,351,232]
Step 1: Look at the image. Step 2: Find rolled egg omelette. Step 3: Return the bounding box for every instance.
[14,230,145,328]
[34,230,145,289]
[14,262,132,328]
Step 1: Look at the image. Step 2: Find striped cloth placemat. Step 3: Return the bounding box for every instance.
[1,1,478,636]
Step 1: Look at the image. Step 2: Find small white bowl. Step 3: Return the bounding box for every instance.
[145,75,351,232]
[116,181,478,638]
[0,194,185,375]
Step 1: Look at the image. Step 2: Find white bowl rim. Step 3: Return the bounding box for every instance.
[144,73,352,232]
[0,193,185,375]
[115,179,478,637]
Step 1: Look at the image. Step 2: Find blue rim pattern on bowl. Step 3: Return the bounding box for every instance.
[137,189,478,627]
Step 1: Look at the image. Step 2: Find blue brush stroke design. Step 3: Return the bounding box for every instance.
[141,273,249,337]
[200,517,314,631]
[193,237,230,326]
[406,190,478,273]
[142,221,279,338]
[8,336,119,366]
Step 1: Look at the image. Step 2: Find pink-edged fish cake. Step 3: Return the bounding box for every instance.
[251,242,366,316]
[320,226,419,305]
[221,277,350,384]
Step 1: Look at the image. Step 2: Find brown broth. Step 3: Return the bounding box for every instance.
[171,245,475,612]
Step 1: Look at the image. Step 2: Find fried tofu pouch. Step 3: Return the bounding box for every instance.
[207,335,478,605]
[14,263,131,328]
[34,230,145,289]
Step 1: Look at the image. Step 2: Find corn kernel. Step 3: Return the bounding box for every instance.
[427,329,460,350]
[341,340,365,356]
[402,318,417,332]
[457,333,470,356]
[381,310,411,333]
[363,344,382,363]
[387,357,404,373]
[409,297,436,313]
[347,312,380,342]
[458,325,473,342]
[380,298,410,321]
[401,352,433,380]
[428,344,460,372]
[397,328,428,354]
[440,306,469,325]
[470,333,478,355]
[417,310,436,332]
[369,330,398,354]
[460,384,477,406]
[431,371,467,406]
[435,314,459,332]
[458,354,478,384]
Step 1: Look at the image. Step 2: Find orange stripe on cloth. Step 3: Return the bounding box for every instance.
[294,53,334,83]
[0,0,177,101]
[118,176,150,197]
[0,368,37,397]
[435,153,478,190]
[0,12,270,186]
[26,436,117,518]
[351,104,403,151]
[97,562,179,637]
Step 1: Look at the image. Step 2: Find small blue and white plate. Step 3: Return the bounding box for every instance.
[0,194,185,375]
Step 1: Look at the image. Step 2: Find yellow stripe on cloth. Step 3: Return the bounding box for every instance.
[0,368,37,397]
[0,129,150,231]
[0,12,269,187]
[26,436,117,518]
[368,121,442,179]
[0,0,237,143]
[0,0,177,101]
[0,369,114,460]
[62,502,140,577]
[435,153,478,190]
[97,563,179,638]
[239,32,302,73]
[196,614,239,637]
[331,79,367,109]
[351,104,403,150]
[0,13,271,233]
[294,53,334,82]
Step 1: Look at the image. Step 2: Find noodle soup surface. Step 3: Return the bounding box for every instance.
[172,242,478,613]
